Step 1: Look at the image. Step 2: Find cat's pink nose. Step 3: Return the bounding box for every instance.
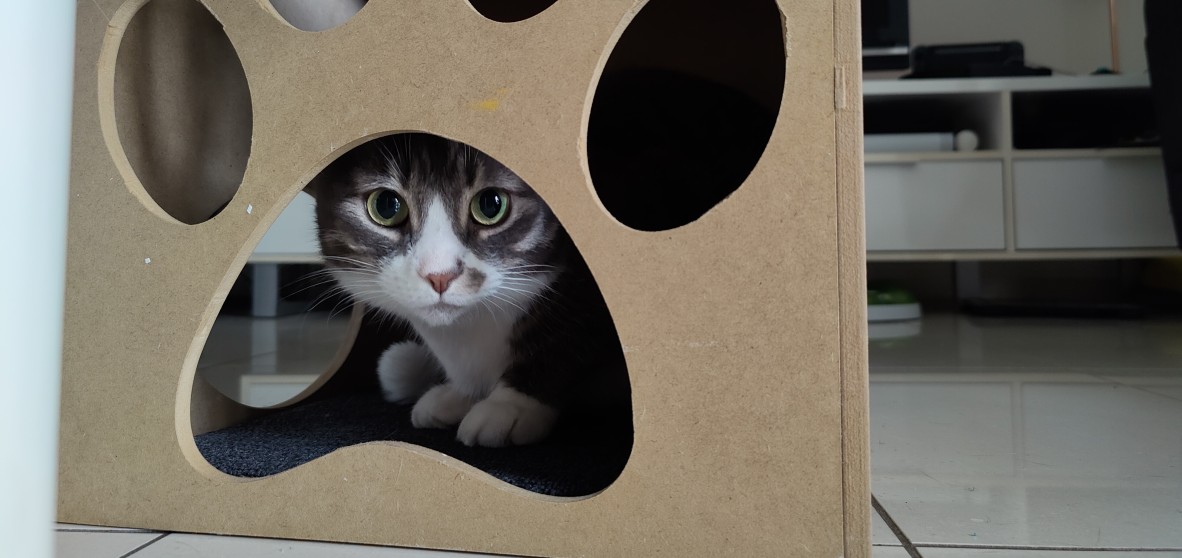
[424,270,460,294]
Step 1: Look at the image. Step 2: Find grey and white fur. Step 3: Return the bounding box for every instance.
[309,133,625,448]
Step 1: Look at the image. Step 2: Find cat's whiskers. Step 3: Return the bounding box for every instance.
[354,301,404,334]
[303,274,384,313]
[488,292,529,315]
[280,266,363,298]
[331,288,388,318]
[499,278,557,298]
[306,286,354,314]
[495,284,553,304]
[477,299,503,328]
[282,276,354,299]
[322,255,381,271]
[500,264,558,273]
[499,275,551,288]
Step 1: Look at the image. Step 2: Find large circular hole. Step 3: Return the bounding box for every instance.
[267,0,367,31]
[466,0,558,23]
[587,0,786,231]
[191,134,633,497]
[114,0,252,225]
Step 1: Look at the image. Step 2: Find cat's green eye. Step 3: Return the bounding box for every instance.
[366,190,409,227]
[471,188,510,226]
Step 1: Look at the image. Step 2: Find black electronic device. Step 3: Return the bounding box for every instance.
[904,41,1051,79]
[861,0,910,71]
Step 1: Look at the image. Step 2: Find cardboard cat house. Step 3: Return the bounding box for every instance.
[58,0,869,556]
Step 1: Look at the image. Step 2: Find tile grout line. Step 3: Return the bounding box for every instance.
[56,528,158,534]
[119,533,169,558]
[872,495,924,558]
[911,542,1182,552]
[1093,372,1182,404]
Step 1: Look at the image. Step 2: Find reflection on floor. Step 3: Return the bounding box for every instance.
[871,314,1182,554]
[197,312,351,407]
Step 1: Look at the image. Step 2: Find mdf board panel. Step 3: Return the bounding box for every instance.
[866,160,1005,251]
[56,0,869,556]
[1014,157,1176,249]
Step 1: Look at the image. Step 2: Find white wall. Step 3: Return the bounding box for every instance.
[906,0,1147,76]
[1,4,75,558]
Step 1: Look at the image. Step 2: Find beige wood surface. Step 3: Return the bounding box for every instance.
[835,0,870,555]
[57,0,867,556]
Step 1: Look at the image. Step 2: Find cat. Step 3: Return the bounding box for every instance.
[309,133,626,448]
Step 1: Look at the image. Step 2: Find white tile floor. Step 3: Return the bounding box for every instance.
[57,313,1182,557]
[197,312,351,406]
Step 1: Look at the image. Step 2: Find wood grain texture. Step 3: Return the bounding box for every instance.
[57,0,867,556]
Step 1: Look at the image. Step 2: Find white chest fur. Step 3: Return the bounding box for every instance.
[410,305,521,400]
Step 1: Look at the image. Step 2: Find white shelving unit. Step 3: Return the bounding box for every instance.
[864,74,1179,261]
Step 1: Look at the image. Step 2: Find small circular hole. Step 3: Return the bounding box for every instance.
[466,0,558,23]
[266,0,368,31]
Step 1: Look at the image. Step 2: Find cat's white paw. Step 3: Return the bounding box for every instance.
[377,341,443,403]
[411,383,475,428]
[457,385,557,447]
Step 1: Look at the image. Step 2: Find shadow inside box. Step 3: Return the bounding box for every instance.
[195,391,634,497]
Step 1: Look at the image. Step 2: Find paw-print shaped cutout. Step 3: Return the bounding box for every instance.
[101,0,786,499]
[589,0,786,231]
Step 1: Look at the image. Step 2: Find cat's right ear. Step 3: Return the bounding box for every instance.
[304,154,351,202]
[303,173,326,202]
[305,144,369,202]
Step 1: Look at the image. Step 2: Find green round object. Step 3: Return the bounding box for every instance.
[867,283,917,306]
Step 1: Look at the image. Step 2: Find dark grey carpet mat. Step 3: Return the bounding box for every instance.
[195,393,632,497]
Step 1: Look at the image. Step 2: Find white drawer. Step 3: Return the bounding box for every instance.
[1013,157,1176,249]
[865,160,1005,251]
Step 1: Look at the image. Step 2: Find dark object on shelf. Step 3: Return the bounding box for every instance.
[904,42,1051,79]
[1012,88,1160,149]
[1145,0,1182,247]
[861,0,910,71]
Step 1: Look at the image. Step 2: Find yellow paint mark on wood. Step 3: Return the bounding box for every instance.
[472,87,510,112]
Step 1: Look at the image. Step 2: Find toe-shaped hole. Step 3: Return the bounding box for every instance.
[266,0,368,31]
[466,0,559,23]
[188,134,633,498]
[587,0,786,231]
[113,0,252,225]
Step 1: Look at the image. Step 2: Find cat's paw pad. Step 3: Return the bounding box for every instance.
[457,386,557,447]
[377,341,443,403]
[410,383,475,428]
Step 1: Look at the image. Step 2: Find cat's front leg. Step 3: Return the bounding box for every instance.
[411,383,477,428]
[377,341,443,403]
[457,383,557,447]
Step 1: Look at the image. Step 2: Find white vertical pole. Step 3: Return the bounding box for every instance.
[0,3,77,558]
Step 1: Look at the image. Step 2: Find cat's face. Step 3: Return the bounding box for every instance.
[313,134,563,327]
